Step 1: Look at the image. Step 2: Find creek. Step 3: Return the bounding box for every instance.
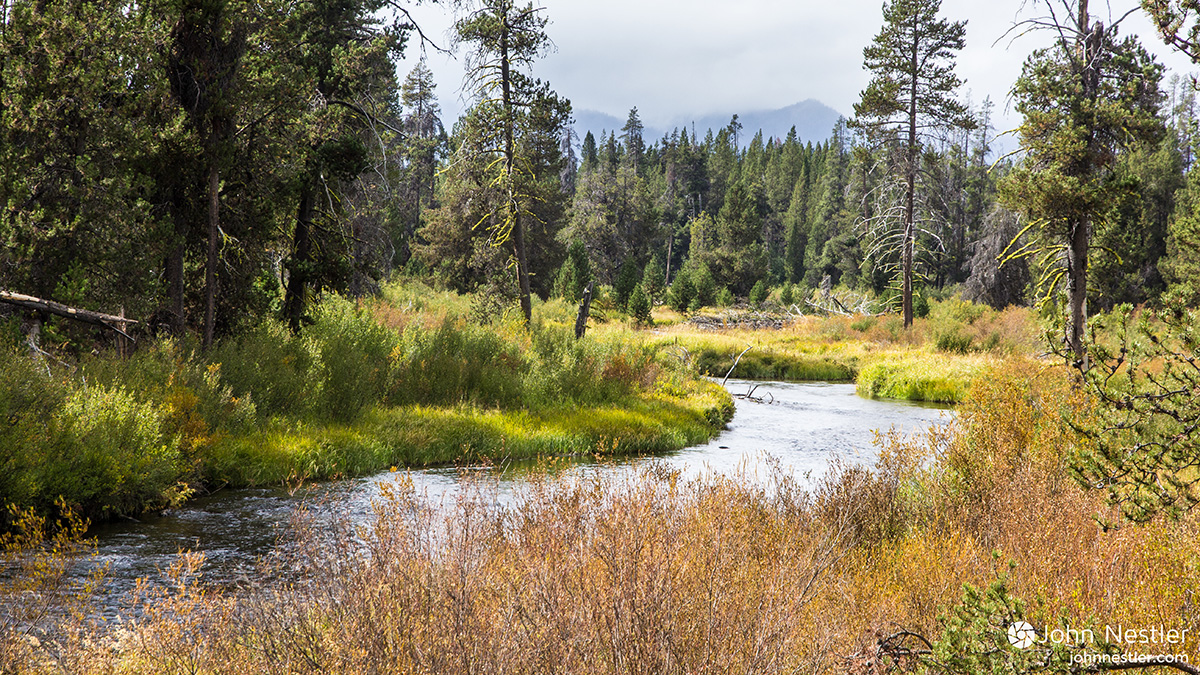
[87,379,950,612]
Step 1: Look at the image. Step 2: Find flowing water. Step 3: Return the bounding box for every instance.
[86,379,950,612]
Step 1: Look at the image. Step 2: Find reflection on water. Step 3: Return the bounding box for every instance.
[86,380,950,610]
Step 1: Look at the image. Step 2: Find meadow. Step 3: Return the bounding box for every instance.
[5,287,1199,673]
[656,296,1036,403]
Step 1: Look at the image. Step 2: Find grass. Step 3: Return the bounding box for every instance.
[202,379,730,487]
[651,300,1035,403]
[0,281,1041,521]
[855,352,988,403]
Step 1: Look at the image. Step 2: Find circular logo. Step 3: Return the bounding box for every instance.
[1008,621,1037,649]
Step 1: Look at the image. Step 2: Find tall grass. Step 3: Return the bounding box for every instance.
[855,353,987,403]
[1,288,732,521]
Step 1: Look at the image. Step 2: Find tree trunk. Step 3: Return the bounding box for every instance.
[167,235,185,336]
[166,181,188,336]
[1068,0,1094,363]
[203,162,219,349]
[665,234,673,287]
[903,8,919,329]
[575,281,593,339]
[500,23,532,327]
[1067,217,1089,360]
[0,290,137,340]
[284,184,314,334]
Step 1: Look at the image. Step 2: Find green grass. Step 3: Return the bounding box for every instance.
[651,309,1014,404]
[855,353,987,403]
[691,346,857,381]
[1,282,1032,522]
[202,379,732,487]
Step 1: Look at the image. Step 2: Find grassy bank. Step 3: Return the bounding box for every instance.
[657,300,1035,403]
[8,357,1199,673]
[0,284,732,522]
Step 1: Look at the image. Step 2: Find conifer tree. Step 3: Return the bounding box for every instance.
[581,131,598,172]
[167,0,246,347]
[999,1,1163,359]
[455,0,556,327]
[622,107,645,175]
[399,59,447,265]
[614,257,640,310]
[641,257,665,301]
[628,284,652,325]
[851,0,974,328]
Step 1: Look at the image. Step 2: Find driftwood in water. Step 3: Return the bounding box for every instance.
[721,345,754,388]
[574,281,594,339]
[733,382,774,404]
[0,289,137,341]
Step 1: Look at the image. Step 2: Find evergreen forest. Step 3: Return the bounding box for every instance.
[2,0,1198,343]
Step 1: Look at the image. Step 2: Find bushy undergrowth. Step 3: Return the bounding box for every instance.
[0,350,195,518]
[14,357,1200,673]
[1,291,731,521]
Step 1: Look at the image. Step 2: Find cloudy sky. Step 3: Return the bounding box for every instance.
[394,0,1198,140]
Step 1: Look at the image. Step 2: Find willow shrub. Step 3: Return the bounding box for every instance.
[3,290,730,519]
[386,318,524,409]
[0,349,190,518]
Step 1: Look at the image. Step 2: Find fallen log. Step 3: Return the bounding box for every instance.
[0,289,137,341]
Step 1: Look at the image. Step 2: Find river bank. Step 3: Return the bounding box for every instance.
[1,286,733,525]
[0,282,1032,525]
[654,297,1033,403]
[82,379,949,607]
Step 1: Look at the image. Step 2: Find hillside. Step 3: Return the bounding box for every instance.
[575,99,844,146]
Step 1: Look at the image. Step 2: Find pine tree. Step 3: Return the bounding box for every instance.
[749,279,769,307]
[641,257,665,301]
[282,0,405,334]
[552,261,578,301]
[614,257,640,310]
[581,130,598,172]
[455,0,556,327]
[999,5,1163,358]
[851,0,974,328]
[628,284,652,325]
[622,107,645,175]
[782,169,811,283]
[780,282,795,306]
[563,240,591,300]
[398,59,447,266]
[167,0,247,347]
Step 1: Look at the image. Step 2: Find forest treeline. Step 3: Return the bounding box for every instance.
[2,0,1200,351]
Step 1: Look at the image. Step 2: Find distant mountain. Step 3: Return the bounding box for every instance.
[572,99,844,148]
[573,109,639,142]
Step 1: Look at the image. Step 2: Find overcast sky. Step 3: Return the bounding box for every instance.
[394,0,1199,142]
